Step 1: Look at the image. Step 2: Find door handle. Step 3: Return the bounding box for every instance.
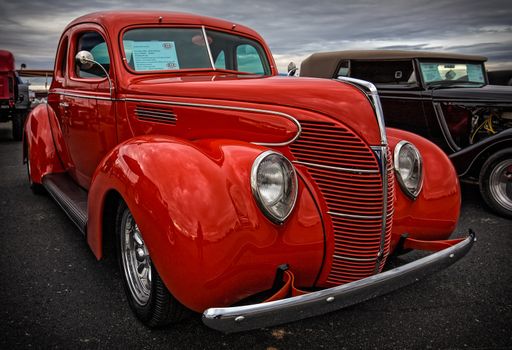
[59,102,69,108]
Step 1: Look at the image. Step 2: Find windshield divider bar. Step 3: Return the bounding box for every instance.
[202,26,216,70]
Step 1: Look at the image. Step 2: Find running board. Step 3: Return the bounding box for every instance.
[42,173,88,234]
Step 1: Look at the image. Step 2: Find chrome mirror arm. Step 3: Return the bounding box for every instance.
[75,51,114,99]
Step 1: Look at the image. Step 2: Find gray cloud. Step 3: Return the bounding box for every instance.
[0,0,511,72]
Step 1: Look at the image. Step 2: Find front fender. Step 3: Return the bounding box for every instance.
[450,128,512,177]
[387,127,460,251]
[87,136,324,312]
[23,104,64,183]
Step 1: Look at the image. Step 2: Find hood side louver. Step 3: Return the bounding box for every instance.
[135,105,177,125]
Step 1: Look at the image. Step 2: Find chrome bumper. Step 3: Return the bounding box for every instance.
[202,231,475,333]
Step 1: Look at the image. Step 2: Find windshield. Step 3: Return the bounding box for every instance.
[419,61,486,86]
[122,27,271,75]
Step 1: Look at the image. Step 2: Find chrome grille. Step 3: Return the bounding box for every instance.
[290,120,394,284]
[135,105,177,125]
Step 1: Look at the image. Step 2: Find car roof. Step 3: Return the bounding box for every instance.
[65,10,263,40]
[301,50,488,78]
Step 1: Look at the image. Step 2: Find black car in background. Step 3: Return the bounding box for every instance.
[300,50,512,218]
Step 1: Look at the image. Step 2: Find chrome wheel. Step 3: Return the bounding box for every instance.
[489,159,512,212]
[121,211,152,306]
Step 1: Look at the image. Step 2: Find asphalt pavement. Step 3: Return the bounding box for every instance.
[0,122,511,349]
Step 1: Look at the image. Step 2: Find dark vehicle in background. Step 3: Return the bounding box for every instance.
[488,70,512,86]
[300,50,512,218]
[0,50,30,140]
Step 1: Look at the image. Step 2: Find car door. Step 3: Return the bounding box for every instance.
[63,25,117,189]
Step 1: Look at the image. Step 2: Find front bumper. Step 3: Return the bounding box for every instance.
[202,231,475,333]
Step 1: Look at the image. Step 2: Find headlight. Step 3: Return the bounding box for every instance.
[251,151,298,223]
[394,141,423,199]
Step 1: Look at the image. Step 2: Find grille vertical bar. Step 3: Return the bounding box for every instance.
[290,120,394,284]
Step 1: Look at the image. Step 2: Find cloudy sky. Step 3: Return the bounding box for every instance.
[1,0,511,73]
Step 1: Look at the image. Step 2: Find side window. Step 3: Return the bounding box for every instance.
[214,51,226,69]
[236,44,264,74]
[350,60,416,85]
[57,37,68,78]
[75,31,110,78]
[336,60,349,77]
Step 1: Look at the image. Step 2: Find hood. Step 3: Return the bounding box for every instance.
[122,74,383,145]
[431,84,512,104]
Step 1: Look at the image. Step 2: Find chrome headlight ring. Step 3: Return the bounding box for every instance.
[394,141,423,200]
[251,150,298,224]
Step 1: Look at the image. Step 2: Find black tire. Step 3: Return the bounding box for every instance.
[12,112,24,141]
[26,144,46,195]
[479,148,512,219]
[115,201,185,327]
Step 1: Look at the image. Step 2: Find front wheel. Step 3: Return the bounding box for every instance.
[479,149,512,219]
[116,201,185,327]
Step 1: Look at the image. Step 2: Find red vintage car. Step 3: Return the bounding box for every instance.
[24,11,475,332]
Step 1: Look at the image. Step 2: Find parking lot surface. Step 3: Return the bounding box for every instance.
[0,123,511,349]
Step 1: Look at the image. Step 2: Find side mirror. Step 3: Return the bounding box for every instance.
[287,62,298,77]
[75,50,95,70]
[74,50,114,98]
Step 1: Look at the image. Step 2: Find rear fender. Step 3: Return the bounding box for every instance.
[87,135,324,312]
[387,127,460,252]
[23,104,64,183]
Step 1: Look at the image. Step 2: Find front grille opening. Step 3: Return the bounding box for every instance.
[290,120,394,285]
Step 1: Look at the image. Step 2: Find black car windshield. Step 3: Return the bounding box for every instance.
[419,61,486,86]
[122,27,271,75]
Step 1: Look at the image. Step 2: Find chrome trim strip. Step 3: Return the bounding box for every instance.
[336,77,388,146]
[123,97,302,147]
[293,160,380,174]
[134,109,176,117]
[333,255,377,262]
[432,98,512,105]
[137,116,176,123]
[50,91,112,101]
[202,231,475,333]
[432,102,461,152]
[50,92,301,146]
[328,211,382,220]
[202,26,216,70]
[374,145,388,272]
[380,95,431,101]
[136,115,177,122]
[135,110,176,117]
[135,112,176,120]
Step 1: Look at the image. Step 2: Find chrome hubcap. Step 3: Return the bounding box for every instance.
[489,159,512,212]
[121,211,152,306]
